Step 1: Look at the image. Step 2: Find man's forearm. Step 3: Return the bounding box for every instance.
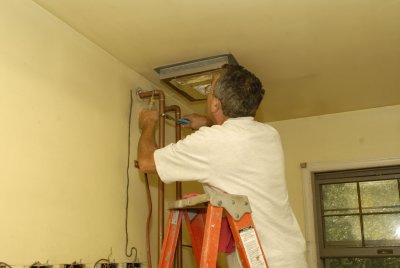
[138,123,158,173]
[182,113,214,129]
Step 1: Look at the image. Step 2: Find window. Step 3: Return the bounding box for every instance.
[313,165,400,268]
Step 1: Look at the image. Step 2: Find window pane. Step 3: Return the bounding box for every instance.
[324,215,362,247]
[360,180,400,213]
[363,214,400,246]
[324,257,400,268]
[322,183,359,215]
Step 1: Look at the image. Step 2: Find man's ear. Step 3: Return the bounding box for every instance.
[210,97,221,114]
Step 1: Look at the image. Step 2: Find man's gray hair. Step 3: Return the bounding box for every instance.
[214,64,265,118]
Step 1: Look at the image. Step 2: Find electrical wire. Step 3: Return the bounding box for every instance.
[0,262,13,268]
[125,90,138,262]
[93,259,109,268]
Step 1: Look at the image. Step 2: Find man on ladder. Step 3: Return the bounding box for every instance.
[138,64,308,268]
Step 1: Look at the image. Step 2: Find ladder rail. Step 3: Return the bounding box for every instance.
[226,212,269,268]
[158,210,183,268]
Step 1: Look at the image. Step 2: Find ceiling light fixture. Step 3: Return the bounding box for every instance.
[154,54,238,101]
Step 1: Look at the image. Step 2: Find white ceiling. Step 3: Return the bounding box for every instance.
[33,0,400,121]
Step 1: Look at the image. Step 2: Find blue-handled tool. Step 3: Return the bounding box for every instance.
[176,118,191,125]
[162,113,191,125]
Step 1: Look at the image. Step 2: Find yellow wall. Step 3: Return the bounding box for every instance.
[269,105,400,233]
[0,1,193,266]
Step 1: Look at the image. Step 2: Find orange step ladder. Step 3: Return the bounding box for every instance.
[158,193,269,268]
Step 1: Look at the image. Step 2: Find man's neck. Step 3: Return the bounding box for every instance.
[213,113,230,125]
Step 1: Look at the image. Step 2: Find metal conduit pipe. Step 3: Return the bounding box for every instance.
[137,89,165,261]
[164,105,183,268]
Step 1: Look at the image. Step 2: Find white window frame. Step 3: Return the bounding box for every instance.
[301,157,400,268]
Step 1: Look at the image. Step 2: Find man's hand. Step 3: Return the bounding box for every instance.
[181,113,213,130]
[139,109,159,130]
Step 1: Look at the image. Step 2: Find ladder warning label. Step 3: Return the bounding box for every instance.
[239,227,267,268]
